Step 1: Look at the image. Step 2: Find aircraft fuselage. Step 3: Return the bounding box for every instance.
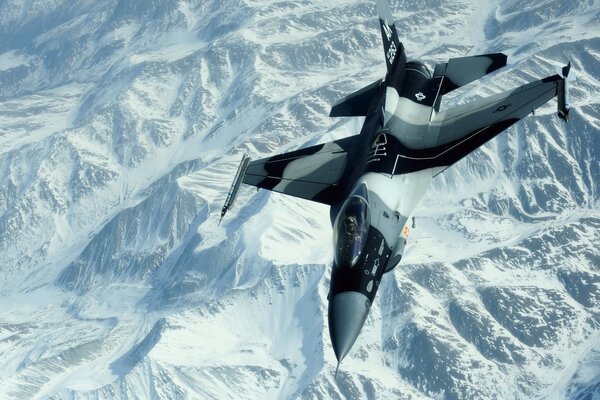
[327,62,439,363]
[222,0,571,372]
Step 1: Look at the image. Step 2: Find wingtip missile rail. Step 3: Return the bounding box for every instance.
[557,61,573,122]
[220,154,251,225]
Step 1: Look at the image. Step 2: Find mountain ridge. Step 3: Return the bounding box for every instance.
[0,0,598,398]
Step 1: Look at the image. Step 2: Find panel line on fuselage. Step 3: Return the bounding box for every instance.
[397,124,492,160]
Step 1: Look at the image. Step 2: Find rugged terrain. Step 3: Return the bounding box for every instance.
[0,0,599,398]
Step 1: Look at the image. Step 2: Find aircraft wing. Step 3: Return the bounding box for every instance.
[241,135,359,205]
[418,74,566,170]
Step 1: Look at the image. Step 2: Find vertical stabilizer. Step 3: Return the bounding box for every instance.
[376,0,405,73]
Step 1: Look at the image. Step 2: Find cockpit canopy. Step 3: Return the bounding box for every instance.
[333,188,370,268]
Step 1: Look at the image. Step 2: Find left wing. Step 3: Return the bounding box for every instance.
[392,71,570,174]
[242,135,359,205]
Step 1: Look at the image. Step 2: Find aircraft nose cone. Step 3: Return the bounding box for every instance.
[328,291,370,364]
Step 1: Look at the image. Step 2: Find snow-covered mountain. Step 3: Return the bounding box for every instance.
[0,0,598,398]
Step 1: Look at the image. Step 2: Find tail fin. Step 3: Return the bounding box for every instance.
[376,0,405,72]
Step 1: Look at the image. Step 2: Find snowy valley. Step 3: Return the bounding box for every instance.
[0,0,599,398]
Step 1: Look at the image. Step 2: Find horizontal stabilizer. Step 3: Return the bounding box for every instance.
[434,53,507,95]
[330,80,382,117]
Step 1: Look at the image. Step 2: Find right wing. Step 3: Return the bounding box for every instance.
[242,135,359,205]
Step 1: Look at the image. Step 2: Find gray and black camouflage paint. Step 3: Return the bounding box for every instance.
[223,0,573,370]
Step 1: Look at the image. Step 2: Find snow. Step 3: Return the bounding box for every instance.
[0,50,29,72]
[0,0,598,399]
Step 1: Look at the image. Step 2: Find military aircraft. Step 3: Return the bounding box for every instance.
[220,0,573,373]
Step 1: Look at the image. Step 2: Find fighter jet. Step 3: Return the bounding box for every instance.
[220,0,573,372]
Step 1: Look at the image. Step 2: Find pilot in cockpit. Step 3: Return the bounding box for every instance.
[344,215,360,241]
[340,215,360,266]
